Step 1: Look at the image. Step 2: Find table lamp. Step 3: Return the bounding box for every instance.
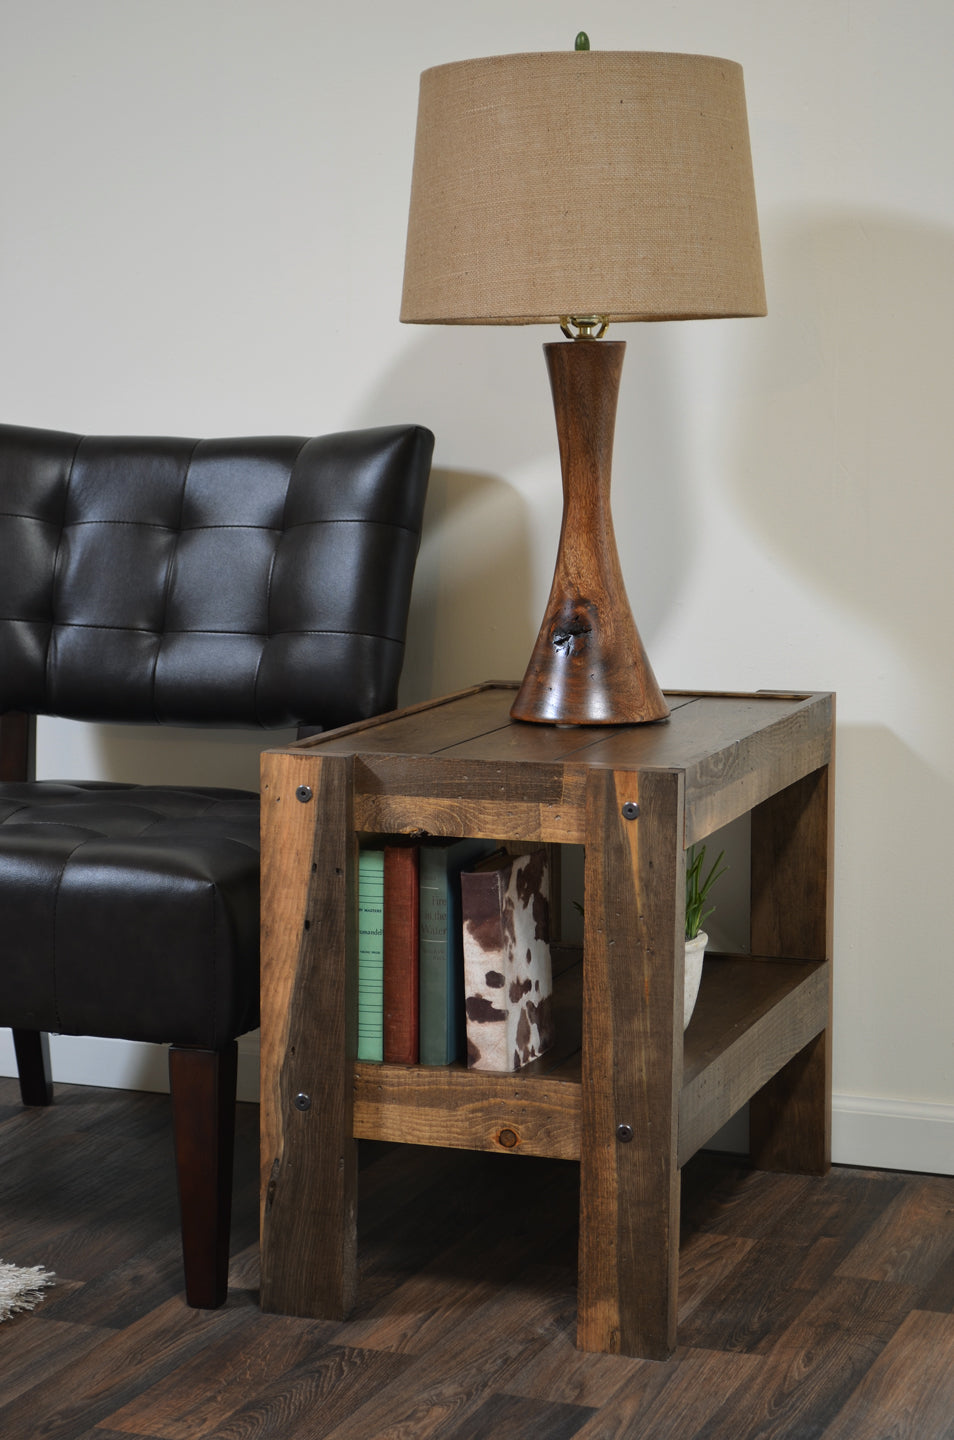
[401,39,766,725]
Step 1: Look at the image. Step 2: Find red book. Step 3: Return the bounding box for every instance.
[383,843,421,1065]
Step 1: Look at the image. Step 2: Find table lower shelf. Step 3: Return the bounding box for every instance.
[352,951,830,1167]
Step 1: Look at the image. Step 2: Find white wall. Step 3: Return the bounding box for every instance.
[1,0,952,1173]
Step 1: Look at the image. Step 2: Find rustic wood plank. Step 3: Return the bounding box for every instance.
[577,767,684,1360]
[340,693,703,768]
[682,957,825,1084]
[438,715,630,764]
[683,694,833,844]
[351,757,588,844]
[751,765,834,960]
[259,749,358,1318]
[679,957,830,1165]
[353,1065,581,1159]
[750,757,834,1174]
[353,792,587,846]
[283,689,833,850]
[289,683,514,757]
[666,688,815,701]
[578,693,833,843]
[584,692,826,764]
[259,750,320,1231]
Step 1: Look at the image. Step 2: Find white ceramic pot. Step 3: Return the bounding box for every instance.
[684,930,707,1028]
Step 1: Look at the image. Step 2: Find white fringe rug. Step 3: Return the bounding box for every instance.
[0,1259,56,1321]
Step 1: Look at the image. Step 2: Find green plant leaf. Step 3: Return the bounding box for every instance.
[685,843,727,940]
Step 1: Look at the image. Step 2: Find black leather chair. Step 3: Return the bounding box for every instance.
[0,421,433,1306]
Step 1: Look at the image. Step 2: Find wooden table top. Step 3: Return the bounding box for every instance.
[283,682,831,768]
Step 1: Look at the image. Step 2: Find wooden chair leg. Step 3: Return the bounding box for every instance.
[168,1042,238,1309]
[13,1029,54,1106]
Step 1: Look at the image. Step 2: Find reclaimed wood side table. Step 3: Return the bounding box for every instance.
[258,683,834,1360]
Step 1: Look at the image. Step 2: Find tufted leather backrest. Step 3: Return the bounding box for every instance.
[0,423,433,731]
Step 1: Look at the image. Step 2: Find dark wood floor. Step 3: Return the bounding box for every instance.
[1,1075,953,1439]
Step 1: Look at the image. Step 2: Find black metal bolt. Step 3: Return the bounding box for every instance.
[621,802,640,821]
[616,1123,634,1143]
[296,785,313,803]
[294,1093,312,1112]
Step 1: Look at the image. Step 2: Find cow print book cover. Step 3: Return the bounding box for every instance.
[460,848,555,1072]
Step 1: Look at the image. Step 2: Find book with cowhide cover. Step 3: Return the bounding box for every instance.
[461,847,555,1073]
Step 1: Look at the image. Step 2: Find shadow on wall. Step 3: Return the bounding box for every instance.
[733,209,954,761]
[354,322,689,702]
[34,718,294,791]
[398,464,536,702]
[833,722,954,1105]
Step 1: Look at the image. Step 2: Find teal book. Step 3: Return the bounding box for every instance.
[357,847,385,1063]
[418,838,496,1066]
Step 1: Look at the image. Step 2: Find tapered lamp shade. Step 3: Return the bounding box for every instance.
[401,51,766,326]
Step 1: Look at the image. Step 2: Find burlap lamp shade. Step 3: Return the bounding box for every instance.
[401,51,765,325]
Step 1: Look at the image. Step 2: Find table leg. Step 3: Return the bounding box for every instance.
[578,768,684,1359]
[750,762,834,1174]
[259,750,358,1316]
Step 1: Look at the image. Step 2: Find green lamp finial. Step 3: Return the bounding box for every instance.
[575,32,590,51]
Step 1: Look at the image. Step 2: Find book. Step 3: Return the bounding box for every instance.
[357,847,385,1062]
[461,847,555,1073]
[418,837,496,1065]
[383,842,420,1065]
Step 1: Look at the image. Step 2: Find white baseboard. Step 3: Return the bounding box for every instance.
[831,1094,954,1176]
[2,1031,952,1176]
[0,1029,262,1104]
[706,1097,954,1176]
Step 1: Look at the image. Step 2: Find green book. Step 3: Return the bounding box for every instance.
[418,838,495,1065]
[357,847,385,1063]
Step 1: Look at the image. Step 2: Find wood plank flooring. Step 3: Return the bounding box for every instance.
[1,1075,952,1438]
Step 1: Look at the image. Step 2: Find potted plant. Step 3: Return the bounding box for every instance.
[683,843,727,1027]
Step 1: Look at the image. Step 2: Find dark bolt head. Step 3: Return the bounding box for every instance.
[296,785,313,803]
[616,1123,635,1143]
[621,801,640,821]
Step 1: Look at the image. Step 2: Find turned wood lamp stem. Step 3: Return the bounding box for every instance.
[510,339,670,726]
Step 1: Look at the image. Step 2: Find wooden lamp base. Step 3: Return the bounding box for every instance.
[510,339,670,726]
